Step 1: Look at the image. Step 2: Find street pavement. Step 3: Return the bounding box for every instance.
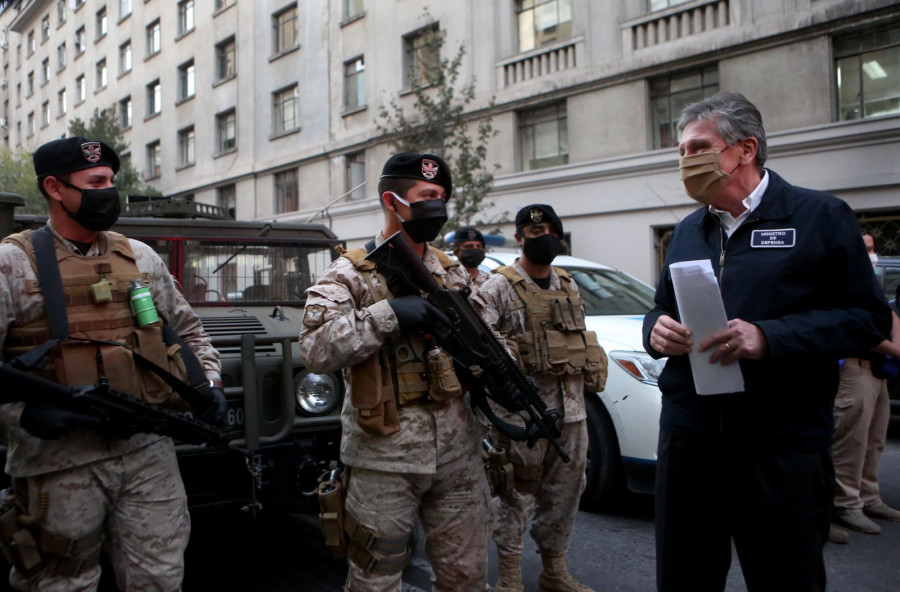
[178,429,900,591]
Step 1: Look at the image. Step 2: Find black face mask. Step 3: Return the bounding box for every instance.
[392,193,448,244]
[522,234,562,266]
[56,178,121,231]
[458,248,485,268]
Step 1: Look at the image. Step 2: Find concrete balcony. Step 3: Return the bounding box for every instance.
[496,37,584,90]
[624,0,731,52]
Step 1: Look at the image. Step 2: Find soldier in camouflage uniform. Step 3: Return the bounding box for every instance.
[298,153,490,592]
[0,137,226,591]
[451,226,490,286]
[478,204,607,592]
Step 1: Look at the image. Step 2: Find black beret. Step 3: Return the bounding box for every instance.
[380,152,452,199]
[33,136,120,178]
[454,226,485,247]
[515,204,564,236]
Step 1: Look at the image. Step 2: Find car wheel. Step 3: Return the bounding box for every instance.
[580,394,624,510]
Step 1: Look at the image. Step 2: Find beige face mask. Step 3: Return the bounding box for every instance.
[679,151,732,205]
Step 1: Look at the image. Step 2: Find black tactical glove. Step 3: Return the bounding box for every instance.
[20,403,102,440]
[388,295,452,336]
[195,384,228,426]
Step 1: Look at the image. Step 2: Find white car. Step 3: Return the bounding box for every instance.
[480,252,666,507]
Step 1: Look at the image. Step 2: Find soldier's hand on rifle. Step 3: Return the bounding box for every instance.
[20,403,102,440]
[388,295,452,336]
[195,383,228,426]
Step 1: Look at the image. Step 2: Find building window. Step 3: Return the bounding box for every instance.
[147,79,161,115]
[217,184,236,217]
[274,169,299,213]
[345,152,366,201]
[273,5,299,54]
[75,26,86,55]
[835,23,900,121]
[74,0,85,10]
[272,84,299,135]
[96,58,108,90]
[344,56,365,110]
[41,15,51,43]
[27,112,35,137]
[16,83,21,107]
[76,74,85,102]
[146,140,161,178]
[650,65,719,149]
[41,58,50,84]
[516,0,572,53]
[178,59,195,100]
[403,24,439,89]
[119,95,132,128]
[345,0,364,20]
[147,20,161,56]
[216,109,236,152]
[216,37,236,80]
[26,71,34,96]
[178,126,195,167]
[178,1,195,37]
[57,42,67,71]
[119,41,132,74]
[96,6,108,39]
[649,0,692,11]
[120,0,132,19]
[58,0,67,25]
[41,101,50,128]
[518,101,568,171]
[58,88,67,115]
[26,30,35,55]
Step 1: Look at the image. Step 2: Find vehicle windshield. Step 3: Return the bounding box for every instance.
[141,239,335,305]
[565,267,656,315]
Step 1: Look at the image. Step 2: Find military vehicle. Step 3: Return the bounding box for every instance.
[0,193,345,516]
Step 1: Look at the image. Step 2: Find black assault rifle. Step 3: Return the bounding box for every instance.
[366,231,570,462]
[0,362,233,450]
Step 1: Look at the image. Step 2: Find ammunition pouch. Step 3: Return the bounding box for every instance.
[317,477,347,559]
[350,350,400,437]
[343,512,410,575]
[426,349,462,402]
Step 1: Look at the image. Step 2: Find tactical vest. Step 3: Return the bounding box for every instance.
[494,266,608,393]
[2,229,191,409]
[339,245,462,436]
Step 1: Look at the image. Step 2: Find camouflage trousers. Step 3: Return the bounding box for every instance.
[491,419,588,556]
[344,447,491,592]
[9,438,190,592]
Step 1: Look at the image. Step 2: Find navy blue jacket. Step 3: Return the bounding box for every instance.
[643,170,891,451]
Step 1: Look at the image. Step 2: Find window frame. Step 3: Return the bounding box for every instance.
[146,140,161,179]
[402,23,440,89]
[119,95,132,128]
[119,40,132,75]
[649,64,719,149]
[517,101,569,172]
[216,108,237,153]
[343,56,365,111]
[178,125,196,168]
[215,36,236,82]
[178,0,195,37]
[274,168,299,214]
[834,22,900,121]
[272,83,300,136]
[178,59,196,101]
[146,79,161,116]
[515,0,572,53]
[272,4,299,56]
[147,20,161,57]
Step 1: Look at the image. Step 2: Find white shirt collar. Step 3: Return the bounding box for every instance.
[709,170,769,237]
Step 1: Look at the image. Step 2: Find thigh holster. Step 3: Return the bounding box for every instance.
[343,512,410,575]
[37,525,104,577]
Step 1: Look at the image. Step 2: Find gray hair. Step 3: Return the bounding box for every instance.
[677,92,768,169]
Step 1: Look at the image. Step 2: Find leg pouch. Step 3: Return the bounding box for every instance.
[350,351,400,436]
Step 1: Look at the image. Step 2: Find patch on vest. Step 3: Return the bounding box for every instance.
[304,304,326,328]
[750,228,795,248]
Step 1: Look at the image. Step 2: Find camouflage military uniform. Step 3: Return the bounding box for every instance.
[0,222,220,591]
[477,262,589,558]
[298,234,490,592]
[471,269,491,287]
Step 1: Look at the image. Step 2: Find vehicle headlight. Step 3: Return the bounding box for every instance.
[294,370,341,416]
[608,351,667,386]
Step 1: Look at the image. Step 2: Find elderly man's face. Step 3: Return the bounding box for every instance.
[679,119,740,162]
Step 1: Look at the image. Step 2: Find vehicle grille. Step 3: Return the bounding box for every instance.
[201,315,277,355]
[263,371,281,421]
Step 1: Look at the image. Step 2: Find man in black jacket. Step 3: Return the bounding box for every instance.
[643,92,891,592]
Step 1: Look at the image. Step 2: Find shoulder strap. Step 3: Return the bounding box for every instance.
[429,247,457,270]
[32,226,69,340]
[553,267,578,297]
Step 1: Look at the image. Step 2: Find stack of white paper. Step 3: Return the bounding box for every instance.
[670,259,745,395]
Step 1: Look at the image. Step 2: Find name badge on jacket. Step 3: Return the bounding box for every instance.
[751,229,795,248]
